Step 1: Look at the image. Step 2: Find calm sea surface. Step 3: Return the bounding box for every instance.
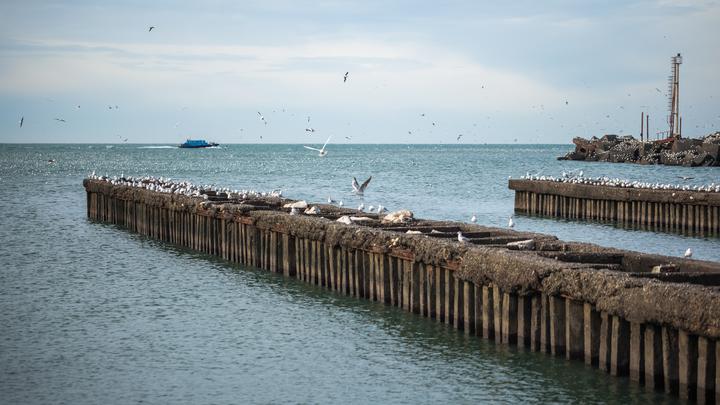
[2,143,715,404]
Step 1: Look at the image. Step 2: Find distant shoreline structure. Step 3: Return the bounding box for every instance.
[558,132,720,167]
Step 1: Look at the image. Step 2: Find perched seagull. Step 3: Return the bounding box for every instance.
[343,72,349,82]
[290,206,299,215]
[327,197,335,203]
[684,248,693,258]
[508,216,515,228]
[352,176,372,194]
[303,135,331,156]
[19,116,24,128]
[338,200,344,207]
[470,214,477,223]
[148,26,156,32]
[457,231,470,243]
[54,118,66,123]
[357,203,365,211]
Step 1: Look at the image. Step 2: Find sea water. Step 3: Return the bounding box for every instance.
[2,143,709,404]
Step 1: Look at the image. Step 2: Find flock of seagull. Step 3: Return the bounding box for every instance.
[520,171,720,193]
[87,172,283,200]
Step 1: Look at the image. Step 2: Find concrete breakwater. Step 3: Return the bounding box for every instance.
[510,179,720,236]
[85,177,720,403]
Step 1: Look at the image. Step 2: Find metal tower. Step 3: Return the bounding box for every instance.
[667,53,682,139]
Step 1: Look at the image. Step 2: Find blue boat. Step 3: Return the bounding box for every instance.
[179,139,219,148]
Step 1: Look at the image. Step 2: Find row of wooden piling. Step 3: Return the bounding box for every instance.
[87,185,720,403]
[510,180,720,236]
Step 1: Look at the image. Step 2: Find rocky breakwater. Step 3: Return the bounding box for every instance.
[558,132,720,167]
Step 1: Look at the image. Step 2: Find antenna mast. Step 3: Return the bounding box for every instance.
[667,53,682,139]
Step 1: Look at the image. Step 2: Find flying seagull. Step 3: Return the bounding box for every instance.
[343,72,349,82]
[352,176,372,194]
[457,134,463,141]
[678,176,694,180]
[305,127,315,133]
[303,135,331,157]
[54,118,66,123]
[149,26,156,32]
[19,116,24,128]
[258,111,267,125]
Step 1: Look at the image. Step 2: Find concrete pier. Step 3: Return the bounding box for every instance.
[509,179,720,236]
[86,178,720,402]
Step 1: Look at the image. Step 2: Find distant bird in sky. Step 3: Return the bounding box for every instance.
[352,176,372,195]
[305,127,315,133]
[678,176,694,180]
[343,72,349,82]
[148,26,155,32]
[19,116,23,128]
[432,122,436,126]
[655,88,661,92]
[258,111,267,125]
[54,118,66,123]
[684,248,693,258]
[420,113,425,117]
[457,134,463,141]
[457,231,470,243]
[303,135,331,157]
[565,100,569,105]
[345,136,352,140]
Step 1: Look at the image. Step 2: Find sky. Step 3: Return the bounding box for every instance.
[1,0,719,144]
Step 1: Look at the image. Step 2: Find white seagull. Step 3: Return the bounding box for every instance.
[508,216,515,228]
[352,176,372,194]
[470,214,477,223]
[684,248,693,258]
[457,231,470,243]
[303,135,331,156]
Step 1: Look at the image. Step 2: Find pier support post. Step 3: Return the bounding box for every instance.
[678,330,698,400]
[565,299,584,360]
[630,322,645,383]
[517,295,532,347]
[610,315,630,377]
[583,303,600,366]
[482,286,494,340]
[599,312,612,372]
[549,296,566,356]
[463,281,475,335]
[662,326,680,394]
[530,295,541,352]
[644,324,664,390]
[493,287,503,343]
[697,337,715,404]
[501,292,517,345]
